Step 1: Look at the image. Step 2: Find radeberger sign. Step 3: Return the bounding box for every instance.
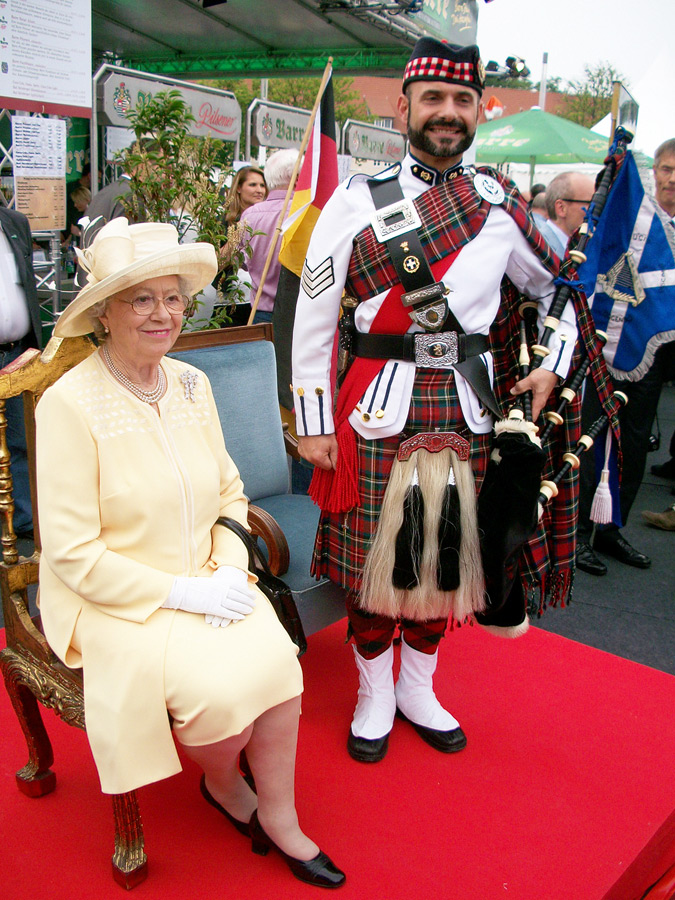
[343,120,405,163]
[99,72,240,142]
[252,102,310,149]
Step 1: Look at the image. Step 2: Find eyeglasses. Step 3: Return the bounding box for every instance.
[118,293,192,316]
[560,198,593,205]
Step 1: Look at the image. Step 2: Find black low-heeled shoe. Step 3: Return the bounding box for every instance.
[199,775,252,837]
[249,810,346,889]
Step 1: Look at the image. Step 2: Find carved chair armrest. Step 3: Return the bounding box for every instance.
[0,555,48,654]
[247,504,289,576]
[279,406,301,462]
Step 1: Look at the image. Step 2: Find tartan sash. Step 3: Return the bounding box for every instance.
[309,168,499,514]
[309,249,463,512]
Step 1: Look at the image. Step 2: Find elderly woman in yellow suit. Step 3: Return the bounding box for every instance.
[36,218,345,889]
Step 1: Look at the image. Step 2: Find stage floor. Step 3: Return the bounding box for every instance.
[2,620,675,899]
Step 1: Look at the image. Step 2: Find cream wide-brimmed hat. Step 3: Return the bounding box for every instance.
[54,217,218,337]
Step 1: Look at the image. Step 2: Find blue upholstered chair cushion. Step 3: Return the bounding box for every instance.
[170,342,289,501]
[170,339,346,629]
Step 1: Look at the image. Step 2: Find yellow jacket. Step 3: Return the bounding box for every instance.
[36,351,253,790]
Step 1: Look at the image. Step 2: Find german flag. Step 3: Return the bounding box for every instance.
[278,67,339,277]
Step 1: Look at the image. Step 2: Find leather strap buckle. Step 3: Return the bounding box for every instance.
[400,281,447,308]
[371,198,422,243]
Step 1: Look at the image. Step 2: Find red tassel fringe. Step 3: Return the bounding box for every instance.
[308,420,361,513]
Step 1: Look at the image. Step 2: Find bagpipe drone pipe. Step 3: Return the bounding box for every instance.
[474,128,634,632]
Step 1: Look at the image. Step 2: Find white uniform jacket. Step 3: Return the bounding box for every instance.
[292,154,578,440]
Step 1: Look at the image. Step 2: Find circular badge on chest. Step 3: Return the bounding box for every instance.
[473,173,505,205]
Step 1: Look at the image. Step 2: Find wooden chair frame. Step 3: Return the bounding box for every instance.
[0,325,292,889]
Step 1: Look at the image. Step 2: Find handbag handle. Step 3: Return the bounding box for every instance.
[216,516,274,578]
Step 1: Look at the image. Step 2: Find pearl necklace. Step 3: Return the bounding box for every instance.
[102,344,166,404]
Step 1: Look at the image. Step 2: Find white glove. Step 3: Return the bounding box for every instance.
[207,566,257,628]
[164,567,255,626]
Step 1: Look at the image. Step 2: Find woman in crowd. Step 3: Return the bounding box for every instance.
[36,217,345,889]
[224,165,268,227]
[217,165,268,325]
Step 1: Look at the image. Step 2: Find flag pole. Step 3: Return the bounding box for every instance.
[246,57,334,326]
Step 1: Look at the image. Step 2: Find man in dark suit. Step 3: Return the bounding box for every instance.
[0,205,43,536]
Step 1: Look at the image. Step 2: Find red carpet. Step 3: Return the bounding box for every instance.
[2,621,675,899]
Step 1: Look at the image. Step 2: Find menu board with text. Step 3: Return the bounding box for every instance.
[0,0,92,117]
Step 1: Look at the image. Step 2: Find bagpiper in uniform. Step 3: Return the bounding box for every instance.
[292,39,580,763]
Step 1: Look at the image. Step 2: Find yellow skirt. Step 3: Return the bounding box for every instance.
[165,588,304,746]
[75,586,303,793]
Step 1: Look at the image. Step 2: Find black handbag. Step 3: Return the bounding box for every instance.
[216,516,307,656]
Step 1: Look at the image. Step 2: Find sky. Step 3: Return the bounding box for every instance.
[475,0,674,89]
[474,0,675,153]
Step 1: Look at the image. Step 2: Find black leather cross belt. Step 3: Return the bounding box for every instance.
[352,330,489,368]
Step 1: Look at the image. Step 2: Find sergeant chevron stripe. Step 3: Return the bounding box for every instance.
[302,256,335,298]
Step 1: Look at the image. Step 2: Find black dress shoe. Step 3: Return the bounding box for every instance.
[200,774,252,836]
[250,810,346,888]
[594,531,651,569]
[575,542,607,576]
[651,458,675,479]
[395,708,467,753]
[347,728,390,763]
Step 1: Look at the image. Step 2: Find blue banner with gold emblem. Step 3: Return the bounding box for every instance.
[577,151,675,380]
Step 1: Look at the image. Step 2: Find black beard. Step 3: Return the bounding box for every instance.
[407,117,474,161]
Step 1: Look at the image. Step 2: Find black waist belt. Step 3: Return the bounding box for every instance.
[352,330,489,368]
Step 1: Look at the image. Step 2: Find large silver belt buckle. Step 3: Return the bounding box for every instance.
[414,332,459,368]
[371,198,422,243]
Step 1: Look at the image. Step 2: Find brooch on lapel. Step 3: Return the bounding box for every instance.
[180,370,199,402]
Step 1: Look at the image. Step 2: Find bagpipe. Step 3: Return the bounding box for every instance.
[474,128,634,631]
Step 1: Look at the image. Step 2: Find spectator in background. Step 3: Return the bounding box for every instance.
[224,166,268,229]
[0,205,43,537]
[537,171,595,258]
[529,182,546,206]
[649,139,675,483]
[68,185,91,241]
[85,172,132,231]
[240,149,299,325]
[217,166,268,326]
[640,139,675,531]
[64,164,92,244]
[530,191,548,228]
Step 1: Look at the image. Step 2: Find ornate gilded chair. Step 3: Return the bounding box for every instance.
[0,326,293,889]
[0,334,152,889]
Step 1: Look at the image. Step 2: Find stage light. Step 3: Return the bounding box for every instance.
[505,56,531,78]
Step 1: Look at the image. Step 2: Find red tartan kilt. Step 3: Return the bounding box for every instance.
[311,368,493,592]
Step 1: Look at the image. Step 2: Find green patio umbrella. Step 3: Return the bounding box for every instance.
[475,107,608,185]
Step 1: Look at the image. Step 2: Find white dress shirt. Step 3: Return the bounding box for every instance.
[292,154,578,439]
[0,226,31,344]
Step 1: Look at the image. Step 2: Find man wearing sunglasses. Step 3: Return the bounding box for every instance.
[536,171,595,259]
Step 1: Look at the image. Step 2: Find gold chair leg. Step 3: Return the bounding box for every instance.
[111,791,148,889]
[0,649,56,796]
